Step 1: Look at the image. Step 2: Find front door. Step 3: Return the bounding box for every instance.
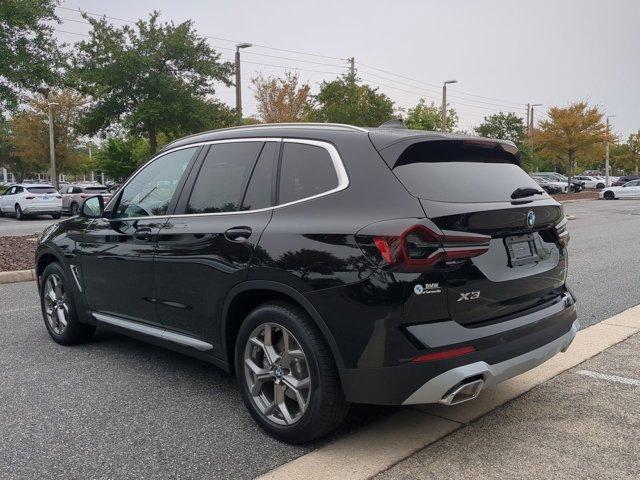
[154,140,279,349]
[79,146,200,324]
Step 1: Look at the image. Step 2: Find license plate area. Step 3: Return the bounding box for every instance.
[505,233,538,267]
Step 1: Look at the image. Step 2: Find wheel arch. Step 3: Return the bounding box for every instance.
[36,247,65,285]
[222,281,345,373]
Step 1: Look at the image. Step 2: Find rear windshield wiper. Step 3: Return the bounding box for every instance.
[511,187,544,199]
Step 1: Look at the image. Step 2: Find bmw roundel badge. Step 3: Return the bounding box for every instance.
[527,210,536,228]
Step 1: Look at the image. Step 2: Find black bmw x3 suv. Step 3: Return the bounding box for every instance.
[36,122,577,443]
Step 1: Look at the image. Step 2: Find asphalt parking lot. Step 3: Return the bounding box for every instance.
[0,198,639,479]
[0,215,62,236]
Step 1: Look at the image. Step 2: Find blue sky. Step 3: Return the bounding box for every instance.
[54,0,640,138]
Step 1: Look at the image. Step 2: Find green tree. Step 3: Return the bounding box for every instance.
[70,11,235,155]
[94,135,156,179]
[475,112,525,144]
[405,99,457,132]
[0,0,63,114]
[311,72,394,127]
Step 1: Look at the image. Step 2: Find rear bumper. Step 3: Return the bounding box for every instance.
[22,205,61,214]
[339,292,578,405]
[402,319,578,404]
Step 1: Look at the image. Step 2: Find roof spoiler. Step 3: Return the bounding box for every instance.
[379,119,407,129]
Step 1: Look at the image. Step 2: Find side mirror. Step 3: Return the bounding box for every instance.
[80,195,104,218]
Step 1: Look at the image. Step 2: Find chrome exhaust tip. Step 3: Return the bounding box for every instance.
[439,379,484,406]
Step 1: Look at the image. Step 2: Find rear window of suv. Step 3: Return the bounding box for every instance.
[390,141,540,203]
[83,186,109,193]
[26,187,57,194]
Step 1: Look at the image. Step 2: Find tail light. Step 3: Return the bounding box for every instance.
[541,217,570,248]
[356,220,490,272]
[556,223,570,247]
[411,345,476,363]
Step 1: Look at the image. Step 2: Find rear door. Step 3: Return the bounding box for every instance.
[381,139,567,326]
[153,140,277,348]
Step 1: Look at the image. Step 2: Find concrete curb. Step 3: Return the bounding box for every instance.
[0,269,36,285]
[257,305,640,480]
[558,197,598,203]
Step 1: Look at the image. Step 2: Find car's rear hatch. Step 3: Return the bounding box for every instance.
[25,186,61,207]
[370,131,568,326]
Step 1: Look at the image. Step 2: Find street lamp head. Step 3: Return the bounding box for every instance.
[444,79,458,85]
[236,42,253,50]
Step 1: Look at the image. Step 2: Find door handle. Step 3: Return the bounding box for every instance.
[224,226,252,242]
[134,227,153,241]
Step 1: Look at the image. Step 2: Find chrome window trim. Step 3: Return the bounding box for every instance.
[106,137,349,221]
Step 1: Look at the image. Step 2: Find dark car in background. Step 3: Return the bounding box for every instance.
[535,172,584,192]
[35,123,577,443]
[612,175,640,186]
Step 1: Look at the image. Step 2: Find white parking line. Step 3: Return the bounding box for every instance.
[576,369,640,386]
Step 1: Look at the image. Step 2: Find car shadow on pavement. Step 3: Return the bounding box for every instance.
[88,327,402,446]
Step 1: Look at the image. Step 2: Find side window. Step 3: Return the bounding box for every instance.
[186,142,263,214]
[241,141,278,211]
[73,187,83,194]
[116,147,196,218]
[15,187,23,194]
[278,142,339,205]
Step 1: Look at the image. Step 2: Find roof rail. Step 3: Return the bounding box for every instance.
[162,122,368,151]
[217,122,369,133]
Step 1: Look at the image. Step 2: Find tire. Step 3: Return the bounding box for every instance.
[15,204,24,220]
[39,262,95,345]
[596,183,605,189]
[70,202,80,216]
[604,191,615,200]
[235,301,349,443]
[0,207,3,217]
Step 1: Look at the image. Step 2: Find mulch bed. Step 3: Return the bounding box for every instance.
[552,190,600,202]
[0,235,38,272]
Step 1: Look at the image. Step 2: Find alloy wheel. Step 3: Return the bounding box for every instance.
[43,273,69,335]
[243,322,311,426]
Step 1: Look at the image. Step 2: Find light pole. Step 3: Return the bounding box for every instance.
[47,102,59,189]
[235,42,253,125]
[605,115,616,186]
[529,103,542,137]
[441,80,457,132]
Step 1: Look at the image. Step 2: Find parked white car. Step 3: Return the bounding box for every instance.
[600,179,640,200]
[0,183,62,220]
[573,175,607,189]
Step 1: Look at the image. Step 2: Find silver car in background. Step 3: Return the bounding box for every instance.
[60,184,112,216]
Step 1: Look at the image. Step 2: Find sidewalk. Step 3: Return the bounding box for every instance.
[377,333,640,480]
